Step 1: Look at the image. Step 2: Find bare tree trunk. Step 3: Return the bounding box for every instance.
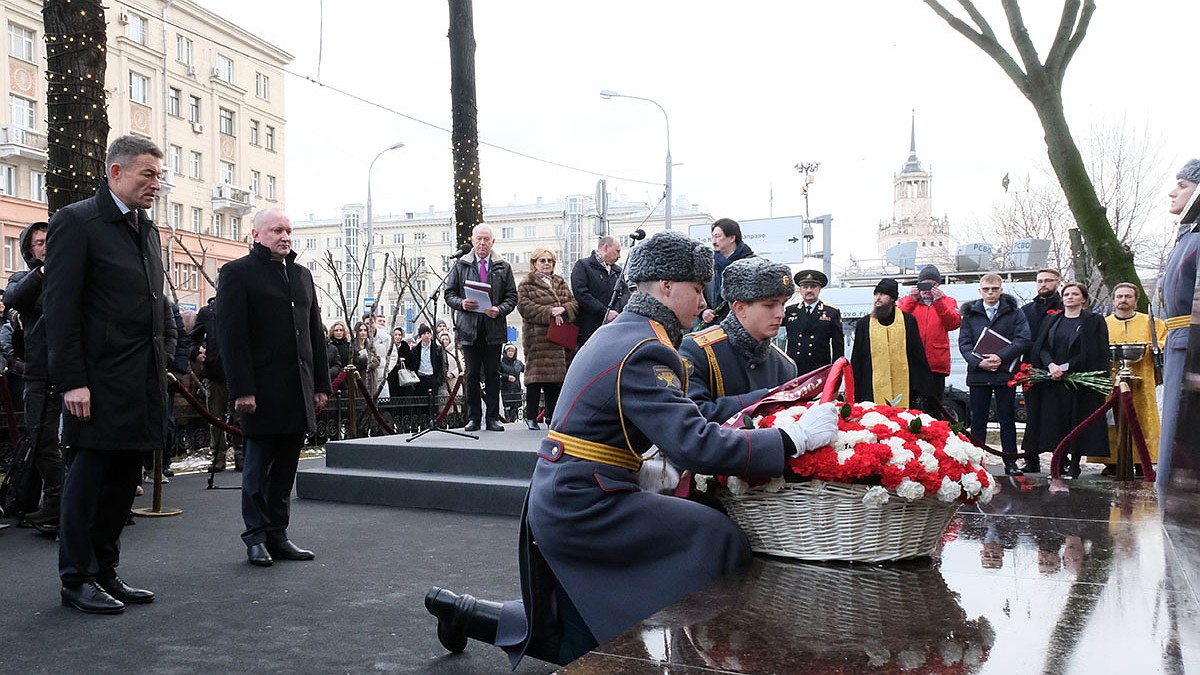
[43,0,108,215]
[922,0,1141,305]
[448,0,482,248]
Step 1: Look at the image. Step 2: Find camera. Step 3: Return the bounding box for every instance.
[917,281,934,292]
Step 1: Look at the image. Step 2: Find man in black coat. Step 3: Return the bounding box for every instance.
[959,274,1031,475]
[217,208,331,567]
[1018,267,1064,473]
[190,296,242,471]
[784,269,844,376]
[570,235,624,348]
[45,135,170,614]
[443,224,518,432]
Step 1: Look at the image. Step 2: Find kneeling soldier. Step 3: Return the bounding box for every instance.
[424,231,839,667]
[681,257,797,423]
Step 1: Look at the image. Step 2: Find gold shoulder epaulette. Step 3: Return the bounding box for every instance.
[689,325,728,349]
[648,320,673,348]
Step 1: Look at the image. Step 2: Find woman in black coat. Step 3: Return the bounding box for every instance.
[328,321,351,381]
[1029,281,1110,478]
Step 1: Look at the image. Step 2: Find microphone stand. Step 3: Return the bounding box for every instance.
[408,251,477,442]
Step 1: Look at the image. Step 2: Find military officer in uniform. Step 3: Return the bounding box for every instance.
[784,269,844,376]
[681,257,797,423]
[424,231,839,668]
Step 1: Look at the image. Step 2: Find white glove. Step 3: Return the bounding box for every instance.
[779,402,839,457]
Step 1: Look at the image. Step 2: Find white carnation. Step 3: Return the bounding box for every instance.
[918,452,939,472]
[762,476,786,493]
[727,476,750,496]
[887,442,914,467]
[941,436,971,463]
[941,641,964,666]
[836,448,857,464]
[917,413,935,426]
[960,471,983,497]
[897,411,915,421]
[836,429,876,450]
[859,401,876,410]
[896,478,926,501]
[862,485,890,507]
[897,649,927,670]
[916,439,937,455]
[693,474,713,493]
[977,483,996,504]
[936,476,962,502]
[860,411,899,430]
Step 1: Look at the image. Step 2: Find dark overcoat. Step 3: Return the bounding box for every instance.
[501,310,789,664]
[44,182,168,451]
[958,294,1031,387]
[569,252,624,346]
[1028,310,1109,455]
[783,300,844,376]
[517,272,578,384]
[216,243,331,436]
[680,324,797,423]
[444,253,518,345]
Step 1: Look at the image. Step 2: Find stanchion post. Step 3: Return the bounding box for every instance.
[1114,382,1134,481]
[346,365,359,440]
[133,437,182,517]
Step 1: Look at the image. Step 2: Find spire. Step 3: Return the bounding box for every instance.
[902,109,923,174]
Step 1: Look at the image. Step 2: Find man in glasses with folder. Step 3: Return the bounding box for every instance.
[959,274,1031,475]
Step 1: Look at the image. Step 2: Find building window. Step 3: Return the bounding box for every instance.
[191,207,202,233]
[442,230,450,242]
[167,87,181,117]
[175,35,192,64]
[129,72,150,105]
[393,233,404,244]
[170,203,182,230]
[215,54,233,83]
[3,236,14,271]
[189,151,202,179]
[169,145,182,174]
[218,107,235,135]
[30,170,46,203]
[212,214,223,238]
[249,170,260,195]
[219,161,234,184]
[8,24,34,62]
[524,226,536,238]
[266,175,276,200]
[231,217,241,241]
[264,125,275,151]
[125,14,149,45]
[501,227,514,239]
[304,238,316,249]
[188,95,201,123]
[10,96,34,130]
[255,72,270,100]
[0,164,15,196]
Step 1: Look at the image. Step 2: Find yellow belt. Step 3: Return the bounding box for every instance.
[547,430,643,471]
[1166,315,1190,332]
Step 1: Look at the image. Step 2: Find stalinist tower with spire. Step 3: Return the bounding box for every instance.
[877,112,950,267]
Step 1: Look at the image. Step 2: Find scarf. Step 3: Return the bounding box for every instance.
[720,312,772,366]
[625,292,684,348]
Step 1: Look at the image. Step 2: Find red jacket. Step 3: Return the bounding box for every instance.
[898,293,961,375]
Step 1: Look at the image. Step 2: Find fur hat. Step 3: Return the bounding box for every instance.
[917,265,942,284]
[874,278,899,300]
[722,258,794,302]
[1178,159,1200,185]
[624,231,714,284]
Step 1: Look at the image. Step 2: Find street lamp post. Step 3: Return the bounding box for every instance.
[600,90,672,231]
[366,140,405,304]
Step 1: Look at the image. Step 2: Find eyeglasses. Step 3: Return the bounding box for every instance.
[536,258,554,263]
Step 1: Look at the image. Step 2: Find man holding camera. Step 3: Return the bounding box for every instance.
[898,265,960,412]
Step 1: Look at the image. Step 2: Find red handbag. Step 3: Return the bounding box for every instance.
[547,321,579,349]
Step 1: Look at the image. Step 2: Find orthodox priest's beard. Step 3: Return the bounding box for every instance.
[873,303,896,324]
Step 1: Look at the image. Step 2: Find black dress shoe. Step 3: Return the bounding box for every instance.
[97,574,155,604]
[61,581,125,614]
[247,543,274,566]
[486,420,505,432]
[1004,463,1024,476]
[463,420,481,432]
[526,419,540,431]
[1020,462,1041,474]
[425,586,502,652]
[268,540,315,561]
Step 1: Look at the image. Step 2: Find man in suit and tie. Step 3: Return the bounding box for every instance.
[958,274,1031,475]
[783,270,843,376]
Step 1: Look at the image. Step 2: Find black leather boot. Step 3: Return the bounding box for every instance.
[425,587,502,652]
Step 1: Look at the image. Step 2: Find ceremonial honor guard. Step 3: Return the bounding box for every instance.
[784,269,844,376]
[681,257,797,423]
[424,231,839,668]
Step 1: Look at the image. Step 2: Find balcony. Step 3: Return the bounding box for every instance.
[211,183,255,216]
[0,125,48,161]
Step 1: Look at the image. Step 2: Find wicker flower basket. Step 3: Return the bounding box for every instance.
[720,480,959,562]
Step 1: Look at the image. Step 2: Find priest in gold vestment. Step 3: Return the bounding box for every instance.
[1090,283,1166,471]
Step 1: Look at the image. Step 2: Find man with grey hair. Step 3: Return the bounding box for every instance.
[444,223,518,431]
[570,235,625,347]
[217,208,330,567]
[46,134,169,614]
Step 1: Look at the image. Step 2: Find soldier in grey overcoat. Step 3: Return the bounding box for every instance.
[425,231,839,667]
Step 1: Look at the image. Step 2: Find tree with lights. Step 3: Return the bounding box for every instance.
[448,0,482,248]
[43,0,109,215]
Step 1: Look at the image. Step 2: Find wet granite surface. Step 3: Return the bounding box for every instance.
[560,477,1200,674]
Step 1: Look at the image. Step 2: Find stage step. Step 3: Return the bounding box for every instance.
[296,427,542,516]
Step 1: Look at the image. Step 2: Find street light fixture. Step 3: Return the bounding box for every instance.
[600,89,672,231]
[366,140,405,304]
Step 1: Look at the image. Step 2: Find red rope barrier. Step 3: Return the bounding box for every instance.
[169,375,242,436]
[353,377,397,435]
[436,376,465,425]
[1048,388,1118,480]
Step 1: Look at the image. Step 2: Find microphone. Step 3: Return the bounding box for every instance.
[629,228,646,242]
[449,242,473,259]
